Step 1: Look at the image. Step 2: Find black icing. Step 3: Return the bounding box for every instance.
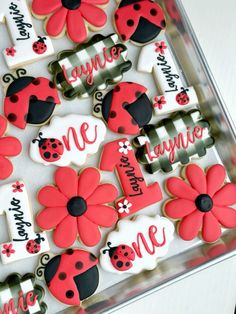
[44,255,61,284]
[74,265,99,300]
[195,194,213,213]
[119,0,141,8]
[62,0,81,10]
[6,76,34,96]
[27,99,56,125]
[102,90,113,123]
[130,17,162,44]
[67,197,87,217]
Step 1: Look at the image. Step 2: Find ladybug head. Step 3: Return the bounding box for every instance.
[180,87,189,94]
[102,242,117,258]
[32,132,47,147]
[37,36,46,43]
[35,233,45,244]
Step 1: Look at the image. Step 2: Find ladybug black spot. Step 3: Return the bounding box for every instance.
[66,249,74,255]
[49,81,55,89]
[32,78,40,85]
[46,96,55,103]
[116,261,123,268]
[114,85,120,92]
[133,3,141,10]
[109,111,117,118]
[42,146,47,150]
[122,245,126,249]
[75,261,83,269]
[53,153,58,158]
[59,272,67,280]
[44,152,51,159]
[30,95,38,101]
[125,262,130,267]
[121,34,126,41]
[50,139,55,142]
[52,144,57,148]
[124,252,128,257]
[118,127,125,133]
[150,8,157,16]
[10,94,19,103]
[66,290,74,299]
[127,19,134,26]
[114,255,118,260]
[7,113,17,122]
[115,13,119,20]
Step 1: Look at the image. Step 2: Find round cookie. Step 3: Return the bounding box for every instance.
[36,167,118,248]
[32,0,109,43]
[163,163,236,243]
[114,0,166,45]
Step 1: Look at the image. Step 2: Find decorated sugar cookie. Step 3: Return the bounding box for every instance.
[30,115,106,167]
[35,250,99,306]
[164,164,236,243]
[99,138,162,218]
[36,167,118,248]
[32,0,109,43]
[133,110,214,174]
[100,215,174,274]
[0,0,54,69]
[137,39,199,115]
[48,34,132,99]
[0,273,47,314]
[114,0,166,45]
[0,115,22,180]
[2,69,61,130]
[0,181,49,264]
[93,82,153,135]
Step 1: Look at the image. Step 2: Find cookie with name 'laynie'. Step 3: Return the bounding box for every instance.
[48,33,132,99]
[0,273,47,314]
[30,114,106,167]
[100,215,174,274]
[0,181,49,264]
[133,110,215,174]
[0,0,54,69]
[93,81,153,135]
[2,69,61,130]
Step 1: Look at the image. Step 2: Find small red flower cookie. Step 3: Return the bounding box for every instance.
[32,0,109,43]
[164,164,236,243]
[0,115,22,180]
[37,167,118,248]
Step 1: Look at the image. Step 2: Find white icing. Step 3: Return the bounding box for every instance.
[0,0,54,69]
[100,215,174,274]
[137,40,199,115]
[30,114,107,167]
[0,181,49,264]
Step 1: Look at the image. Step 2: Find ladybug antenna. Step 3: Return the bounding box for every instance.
[107,242,112,248]
[16,68,27,79]
[102,242,113,255]
[32,132,44,144]
[2,73,16,84]
[181,87,189,93]
[38,36,46,42]
[35,233,45,244]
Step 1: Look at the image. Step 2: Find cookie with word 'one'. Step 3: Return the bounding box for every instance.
[2,69,61,129]
[100,215,174,274]
[30,114,106,167]
[163,163,236,243]
[133,110,215,174]
[93,82,153,135]
[36,250,99,306]
[32,0,109,43]
[0,115,22,180]
[0,273,47,314]
[48,33,132,99]
[114,0,166,45]
[36,167,118,248]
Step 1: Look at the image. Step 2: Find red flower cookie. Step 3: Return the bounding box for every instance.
[37,167,118,248]
[164,164,236,243]
[0,115,22,180]
[32,0,109,43]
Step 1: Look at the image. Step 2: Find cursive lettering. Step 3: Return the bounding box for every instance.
[157,54,180,93]
[9,2,32,41]
[0,291,38,314]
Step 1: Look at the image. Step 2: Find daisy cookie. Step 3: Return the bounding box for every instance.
[32,0,109,43]
[36,167,118,248]
[163,163,236,243]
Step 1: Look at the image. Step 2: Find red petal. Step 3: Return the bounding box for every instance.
[213,183,236,206]
[53,216,77,248]
[0,156,13,180]
[77,215,101,246]
[32,0,62,15]
[36,207,68,230]
[0,116,7,137]
[38,186,68,207]
[55,167,78,199]
[46,7,68,37]
[202,212,222,243]
[166,177,198,201]
[212,205,236,228]
[164,199,196,219]
[87,184,118,205]
[78,168,100,199]
[0,137,22,156]
[85,205,118,227]
[80,3,107,28]
[66,10,87,43]
[178,210,203,241]
[206,164,226,196]
[185,164,206,194]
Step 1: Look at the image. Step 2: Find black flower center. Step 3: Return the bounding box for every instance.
[195,194,213,213]
[67,196,87,217]
[61,0,81,10]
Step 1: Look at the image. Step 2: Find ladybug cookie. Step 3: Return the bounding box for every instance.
[32,36,48,55]
[2,68,61,129]
[93,82,153,135]
[114,0,166,45]
[36,249,99,306]
[176,87,190,105]
[26,234,45,254]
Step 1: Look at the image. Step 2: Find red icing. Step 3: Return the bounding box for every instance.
[0,115,22,180]
[0,291,37,314]
[32,0,108,43]
[164,164,236,243]
[114,0,165,42]
[99,138,162,218]
[37,167,118,248]
[105,243,135,271]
